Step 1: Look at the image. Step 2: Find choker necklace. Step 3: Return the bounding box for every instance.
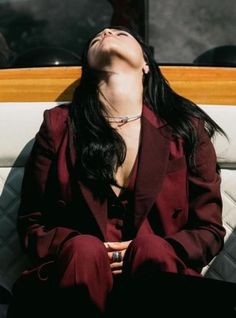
[105,113,142,126]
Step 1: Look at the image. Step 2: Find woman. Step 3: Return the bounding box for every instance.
[10,26,226,317]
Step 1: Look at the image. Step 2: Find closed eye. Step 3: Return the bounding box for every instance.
[90,38,100,47]
[117,32,129,36]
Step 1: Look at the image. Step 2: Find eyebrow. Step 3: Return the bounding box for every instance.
[89,29,130,47]
[94,29,129,38]
[89,32,104,45]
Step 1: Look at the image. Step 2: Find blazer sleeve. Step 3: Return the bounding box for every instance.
[166,120,226,268]
[18,109,79,262]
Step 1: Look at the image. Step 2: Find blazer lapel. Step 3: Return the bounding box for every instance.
[67,117,107,240]
[67,106,172,238]
[67,117,76,168]
[134,105,171,229]
[78,181,108,240]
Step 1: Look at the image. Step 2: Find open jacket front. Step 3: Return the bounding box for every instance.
[18,103,225,274]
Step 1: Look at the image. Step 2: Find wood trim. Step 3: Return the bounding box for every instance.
[0,66,235,104]
[162,66,236,105]
[0,67,82,103]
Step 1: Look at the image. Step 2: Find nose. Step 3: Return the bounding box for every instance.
[102,28,113,37]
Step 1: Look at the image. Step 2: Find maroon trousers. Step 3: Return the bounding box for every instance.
[55,234,200,315]
[10,235,236,318]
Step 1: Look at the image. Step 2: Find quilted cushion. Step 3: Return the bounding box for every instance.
[0,167,30,288]
[200,106,236,281]
[202,105,236,168]
[0,102,58,289]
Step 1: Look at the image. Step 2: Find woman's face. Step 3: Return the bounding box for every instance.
[87,28,146,71]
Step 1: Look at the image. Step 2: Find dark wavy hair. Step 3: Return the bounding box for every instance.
[71,25,226,188]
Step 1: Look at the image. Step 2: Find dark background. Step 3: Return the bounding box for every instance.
[149,0,236,65]
[0,0,235,67]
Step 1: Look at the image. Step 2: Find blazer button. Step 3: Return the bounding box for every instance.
[172,208,182,219]
[115,220,124,230]
[57,200,66,208]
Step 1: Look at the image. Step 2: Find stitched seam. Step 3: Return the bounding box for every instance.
[223,190,236,207]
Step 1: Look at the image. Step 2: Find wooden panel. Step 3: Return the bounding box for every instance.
[0,67,82,102]
[162,66,236,105]
[0,66,235,105]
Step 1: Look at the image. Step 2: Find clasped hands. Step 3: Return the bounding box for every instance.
[104,240,132,275]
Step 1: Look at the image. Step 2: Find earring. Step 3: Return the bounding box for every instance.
[143,64,149,74]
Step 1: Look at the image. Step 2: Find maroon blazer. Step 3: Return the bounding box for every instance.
[18,103,225,271]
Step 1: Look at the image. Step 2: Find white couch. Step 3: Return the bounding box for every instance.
[0,102,236,292]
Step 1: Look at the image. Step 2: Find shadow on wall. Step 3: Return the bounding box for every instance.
[193,45,236,67]
[56,80,80,102]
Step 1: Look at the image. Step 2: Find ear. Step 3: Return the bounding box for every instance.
[142,63,149,74]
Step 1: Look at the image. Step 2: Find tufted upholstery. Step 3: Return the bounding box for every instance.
[200,106,236,281]
[0,102,236,292]
[0,102,59,290]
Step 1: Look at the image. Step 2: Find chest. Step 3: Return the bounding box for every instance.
[112,123,141,195]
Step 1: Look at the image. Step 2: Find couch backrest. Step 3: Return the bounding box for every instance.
[0,66,236,291]
[200,105,236,282]
[0,102,59,289]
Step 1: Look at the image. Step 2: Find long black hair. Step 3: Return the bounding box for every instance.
[71,25,226,187]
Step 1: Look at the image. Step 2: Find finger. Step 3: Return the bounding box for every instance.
[110,261,123,269]
[112,270,122,275]
[108,240,132,250]
[104,242,110,249]
[104,242,118,252]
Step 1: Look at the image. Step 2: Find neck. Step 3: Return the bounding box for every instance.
[97,70,143,116]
